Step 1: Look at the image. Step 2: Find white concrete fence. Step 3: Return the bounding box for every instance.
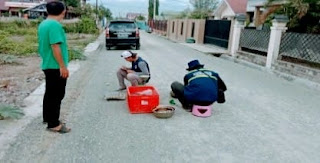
[229,14,289,69]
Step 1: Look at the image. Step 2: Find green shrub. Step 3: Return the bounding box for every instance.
[63,17,99,34]
[17,42,38,56]
[0,22,18,29]
[5,27,19,35]
[0,38,18,54]
[0,30,9,37]
[0,18,96,57]
[77,17,99,34]
[69,48,86,61]
[1,25,37,36]
[0,37,37,56]
[27,28,37,35]
[25,35,37,43]
[0,25,38,56]
[0,104,24,120]
[0,31,9,42]
[13,20,28,28]
[64,23,78,33]
[30,19,42,28]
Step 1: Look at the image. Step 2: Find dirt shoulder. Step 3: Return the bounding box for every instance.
[0,56,43,107]
[0,33,98,107]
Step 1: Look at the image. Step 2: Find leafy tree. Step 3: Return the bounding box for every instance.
[189,0,218,11]
[65,0,79,8]
[268,0,320,33]
[136,15,146,21]
[176,8,191,19]
[189,0,219,19]
[98,5,112,20]
[148,0,159,20]
[74,4,94,18]
[74,4,112,20]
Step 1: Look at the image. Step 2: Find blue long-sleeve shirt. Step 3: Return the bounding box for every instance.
[183,68,225,103]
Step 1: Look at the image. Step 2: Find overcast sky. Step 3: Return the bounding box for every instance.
[88,0,191,17]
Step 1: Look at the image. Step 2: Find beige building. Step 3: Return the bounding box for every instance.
[167,19,206,44]
[213,0,248,20]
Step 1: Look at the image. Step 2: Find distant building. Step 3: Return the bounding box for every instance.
[0,0,8,14]
[22,3,78,19]
[2,0,47,17]
[126,12,144,20]
[159,11,181,20]
[212,0,287,27]
[0,0,86,17]
[22,3,46,19]
[212,0,248,20]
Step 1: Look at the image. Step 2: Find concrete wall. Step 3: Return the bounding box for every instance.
[167,19,205,44]
[273,60,320,84]
[227,19,235,54]
[236,51,320,84]
[153,29,167,36]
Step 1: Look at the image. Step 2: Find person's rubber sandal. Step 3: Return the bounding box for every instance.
[47,124,71,134]
[182,105,192,112]
[170,91,177,98]
[43,121,65,125]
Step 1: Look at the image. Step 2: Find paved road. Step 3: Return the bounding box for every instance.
[1,32,320,163]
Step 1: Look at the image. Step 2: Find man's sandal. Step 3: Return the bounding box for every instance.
[170,91,177,98]
[43,121,65,125]
[47,124,71,134]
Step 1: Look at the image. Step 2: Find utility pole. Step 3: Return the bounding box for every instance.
[96,0,98,20]
[153,0,156,20]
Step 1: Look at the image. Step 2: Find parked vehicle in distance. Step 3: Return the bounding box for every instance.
[145,25,152,33]
[105,20,140,50]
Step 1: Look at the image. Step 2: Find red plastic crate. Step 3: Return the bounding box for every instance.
[127,86,159,114]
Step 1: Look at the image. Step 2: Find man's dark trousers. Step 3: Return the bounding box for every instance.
[43,69,67,128]
[171,81,187,107]
[171,81,213,109]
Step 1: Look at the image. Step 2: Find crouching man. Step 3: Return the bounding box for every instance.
[117,51,150,90]
[170,59,227,111]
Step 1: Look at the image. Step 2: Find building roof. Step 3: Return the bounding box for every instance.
[0,0,8,10]
[23,3,46,12]
[213,0,247,17]
[126,13,142,17]
[225,0,248,14]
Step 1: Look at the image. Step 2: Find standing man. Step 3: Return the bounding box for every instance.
[38,1,71,133]
[170,60,227,111]
[117,51,150,90]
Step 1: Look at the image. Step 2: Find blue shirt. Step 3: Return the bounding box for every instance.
[183,68,219,103]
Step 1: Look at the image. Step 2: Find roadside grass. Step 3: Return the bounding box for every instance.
[0,54,19,64]
[0,18,99,116]
[0,103,24,120]
[0,18,99,64]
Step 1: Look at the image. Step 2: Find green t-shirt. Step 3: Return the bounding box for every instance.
[38,19,68,70]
